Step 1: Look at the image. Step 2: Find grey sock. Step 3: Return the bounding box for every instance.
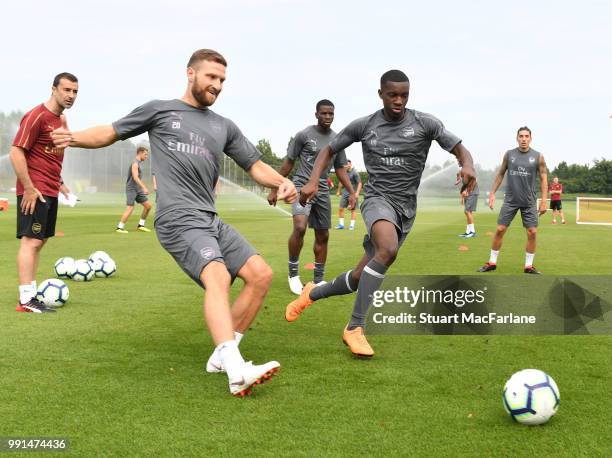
[310,270,358,301]
[313,263,325,283]
[288,256,299,278]
[348,259,388,330]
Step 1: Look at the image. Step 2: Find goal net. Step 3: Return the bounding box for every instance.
[576,197,612,225]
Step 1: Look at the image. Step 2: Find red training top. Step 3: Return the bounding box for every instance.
[13,104,65,197]
[549,182,562,201]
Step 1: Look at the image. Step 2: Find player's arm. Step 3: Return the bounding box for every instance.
[335,166,356,210]
[299,145,335,205]
[249,160,297,203]
[52,124,118,149]
[355,178,363,197]
[267,157,295,206]
[538,154,548,215]
[489,155,508,210]
[336,181,343,196]
[131,163,149,194]
[450,143,477,195]
[59,178,70,198]
[152,174,157,192]
[9,145,46,214]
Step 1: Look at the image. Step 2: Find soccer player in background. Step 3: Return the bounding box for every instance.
[456,171,479,237]
[549,176,566,224]
[267,100,354,294]
[10,72,78,313]
[116,146,153,233]
[285,70,476,357]
[478,127,548,274]
[51,49,297,396]
[335,160,362,230]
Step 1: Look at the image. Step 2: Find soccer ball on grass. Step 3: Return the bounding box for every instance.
[502,369,560,425]
[36,278,69,307]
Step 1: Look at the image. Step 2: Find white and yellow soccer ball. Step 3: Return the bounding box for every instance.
[91,257,117,278]
[54,257,77,279]
[36,278,69,307]
[503,369,560,425]
[72,259,95,282]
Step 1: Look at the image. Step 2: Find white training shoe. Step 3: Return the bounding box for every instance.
[315,280,327,286]
[288,275,303,295]
[229,361,281,397]
[205,351,225,374]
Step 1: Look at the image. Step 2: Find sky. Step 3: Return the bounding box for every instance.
[1,0,611,171]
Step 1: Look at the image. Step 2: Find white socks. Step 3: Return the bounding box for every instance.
[117,221,125,229]
[218,340,245,381]
[489,250,499,264]
[139,219,146,226]
[525,252,535,267]
[467,224,475,233]
[19,284,35,304]
[338,217,345,226]
[349,219,355,229]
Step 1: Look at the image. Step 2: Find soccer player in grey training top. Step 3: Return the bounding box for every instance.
[336,160,362,230]
[268,100,354,295]
[456,171,479,238]
[478,127,548,274]
[116,146,153,234]
[285,70,476,357]
[51,49,297,397]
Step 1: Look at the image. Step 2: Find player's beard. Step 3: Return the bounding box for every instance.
[191,76,217,108]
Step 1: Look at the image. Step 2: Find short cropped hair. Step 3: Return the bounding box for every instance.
[53,72,78,88]
[187,49,227,68]
[136,146,148,154]
[517,126,532,136]
[316,99,334,111]
[380,70,409,87]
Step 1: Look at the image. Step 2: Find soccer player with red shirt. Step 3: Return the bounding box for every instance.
[549,176,566,224]
[9,72,78,313]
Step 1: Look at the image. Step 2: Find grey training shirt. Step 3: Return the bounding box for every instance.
[329,109,461,216]
[287,125,347,191]
[112,99,261,218]
[503,147,541,206]
[126,159,143,192]
[342,168,362,197]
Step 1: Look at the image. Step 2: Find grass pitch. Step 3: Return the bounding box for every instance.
[0,194,611,456]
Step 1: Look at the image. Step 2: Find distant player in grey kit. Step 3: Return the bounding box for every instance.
[336,160,362,230]
[456,171,479,238]
[478,126,548,274]
[285,70,476,357]
[116,146,153,233]
[268,100,354,295]
[51,49,297,397]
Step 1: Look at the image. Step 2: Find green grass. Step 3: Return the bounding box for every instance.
[0,194,611,456]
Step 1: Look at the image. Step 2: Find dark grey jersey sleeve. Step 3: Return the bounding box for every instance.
[329,117,368,154]
[112,100,159,140]
[286,132,305,161]
[332,149,348,169]
[224,120,262,171]
[423,114,461,152]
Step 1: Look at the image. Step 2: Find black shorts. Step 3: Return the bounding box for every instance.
[16,195,58,240]
[550,200,562,211]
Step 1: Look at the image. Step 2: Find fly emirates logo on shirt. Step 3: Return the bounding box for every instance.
[168,131,211,159]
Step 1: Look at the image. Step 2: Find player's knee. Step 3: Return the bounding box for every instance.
[248,262,273,289]
[315,231,329,245]
[22,237,44,251]
[527,227,537,237]
[376,245,398,265]
[496,225,507,236]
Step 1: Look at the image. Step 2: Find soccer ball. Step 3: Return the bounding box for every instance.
[72,259,95,282]
[503,369,560,425]
[89,250,112,264]
[54,257,76,278]
[36,278,69,307]
[92,258,116,278]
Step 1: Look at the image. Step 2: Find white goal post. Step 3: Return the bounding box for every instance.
[536,198,551,211]
[576,197,612,226]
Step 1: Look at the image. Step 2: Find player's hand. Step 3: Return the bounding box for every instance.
[267,189,278,206]
[142,186,149,195]
[538,201,548,216]
[51,115,72,148]
[454,172,462,187]
[336,191,340,196]
[299,181,319,206]
[459,165,477,195]
[348,193,357,211]
[277,179,297,204]
[21,186,46,215]
[488,193,495,210]
[59,183,70,199]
